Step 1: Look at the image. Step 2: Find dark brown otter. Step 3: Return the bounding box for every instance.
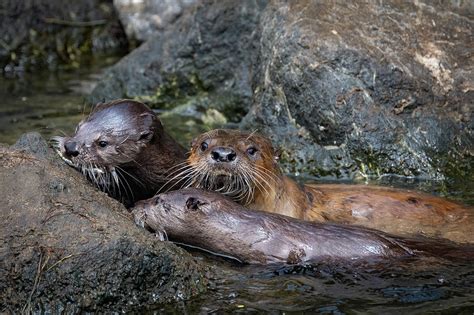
[132,188,474,264]
[184,129,474,243]
[52,99,187,206]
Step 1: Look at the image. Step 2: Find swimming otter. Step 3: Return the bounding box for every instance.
[133,188,473,264]
[183,129,474,243]
[52,100,187,206]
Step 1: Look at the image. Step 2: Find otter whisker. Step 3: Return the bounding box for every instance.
[115,168,135,203]
[164,161,193,176]
[158,163,201,193]
[157,167,200,194]
[115,166,146,189]
[251,168,274,196]
[163,164,194,183]
[254,163,280,183]
[245,129,259,141]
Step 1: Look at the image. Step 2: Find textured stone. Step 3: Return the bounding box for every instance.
[90,0,473,181]
[113,0,198,42]
[0,133,208,313]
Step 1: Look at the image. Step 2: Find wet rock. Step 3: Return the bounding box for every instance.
[242,1,473,180]
[90,0,473,181]
[89,0,266,122]
[0,0,128,74]
[0,133,208,312]
[113,0,198,43]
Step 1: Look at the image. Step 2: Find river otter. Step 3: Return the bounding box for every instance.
[52,100,187,206]
[182,129,474,243]
[133,188,474,264]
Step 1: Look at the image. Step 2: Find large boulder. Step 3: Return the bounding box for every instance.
[90,0,473,181]
[242,0,473,180]
[89,0,265,122]
[0,133,208,313]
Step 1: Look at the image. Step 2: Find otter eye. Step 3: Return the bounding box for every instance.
[98,140,108,148]
[200,142,208,152]
[186,197,200,211]
[246,147,258,156]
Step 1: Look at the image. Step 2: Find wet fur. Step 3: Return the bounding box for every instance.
[132,189,474,264]
[52,99,186,206]
[182,129,474,243]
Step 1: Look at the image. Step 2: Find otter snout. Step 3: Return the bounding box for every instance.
[64,141,80,157]
[211,147,237,162]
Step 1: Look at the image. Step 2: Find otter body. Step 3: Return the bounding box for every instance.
[133,188,473,264]
[53,100,186,206]
[185,129,474,243]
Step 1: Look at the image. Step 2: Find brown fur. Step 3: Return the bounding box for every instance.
[187,129,474,243]
[133,188,474,264]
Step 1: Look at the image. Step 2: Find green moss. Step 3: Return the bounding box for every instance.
[135,72,247,123]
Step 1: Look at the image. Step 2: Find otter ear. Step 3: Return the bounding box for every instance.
[185,197,207,212]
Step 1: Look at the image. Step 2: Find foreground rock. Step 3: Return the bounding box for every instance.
[0,133,208,313]
[91,0,473,181]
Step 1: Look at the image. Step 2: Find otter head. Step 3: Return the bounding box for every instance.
[52,100,160,193]
[132,188,219,239]
[185,129,281,205]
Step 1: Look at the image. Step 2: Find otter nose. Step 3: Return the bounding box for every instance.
[64,141,79,157]
[211,147,237,162]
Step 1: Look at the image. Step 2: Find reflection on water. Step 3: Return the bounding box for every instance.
[0,57,119,145]
[1,65,473,313]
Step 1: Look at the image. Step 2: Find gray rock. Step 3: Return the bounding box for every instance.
[12,132,51,160]
[90,0,266,122]
[113,0,198,42]
[242,1,473,180]
[0,135,208,312]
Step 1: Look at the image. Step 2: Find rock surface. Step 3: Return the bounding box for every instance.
[113,0,198,43]
[0,0,128,74]
[90,0,473,181]
[242,0,473,180]
[0,133,208,313]
[90,0,265,122]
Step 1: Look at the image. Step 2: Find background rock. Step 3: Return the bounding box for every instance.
[90,0,265,123]
[0,133,208,313]
[90,0,473,182]
[0,0,128,74]
[113,0,198,43]
[242,0,473,181]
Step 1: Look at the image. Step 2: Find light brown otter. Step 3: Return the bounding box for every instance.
[184,129,474,243]
[132,188,474,264]
[52,99,187,206]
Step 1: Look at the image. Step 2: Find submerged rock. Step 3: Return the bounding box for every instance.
[90,0,473,181]
[0,133,208,313]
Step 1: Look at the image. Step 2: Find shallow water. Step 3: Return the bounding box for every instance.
[1,65,473,313]
[156,253,474,314]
